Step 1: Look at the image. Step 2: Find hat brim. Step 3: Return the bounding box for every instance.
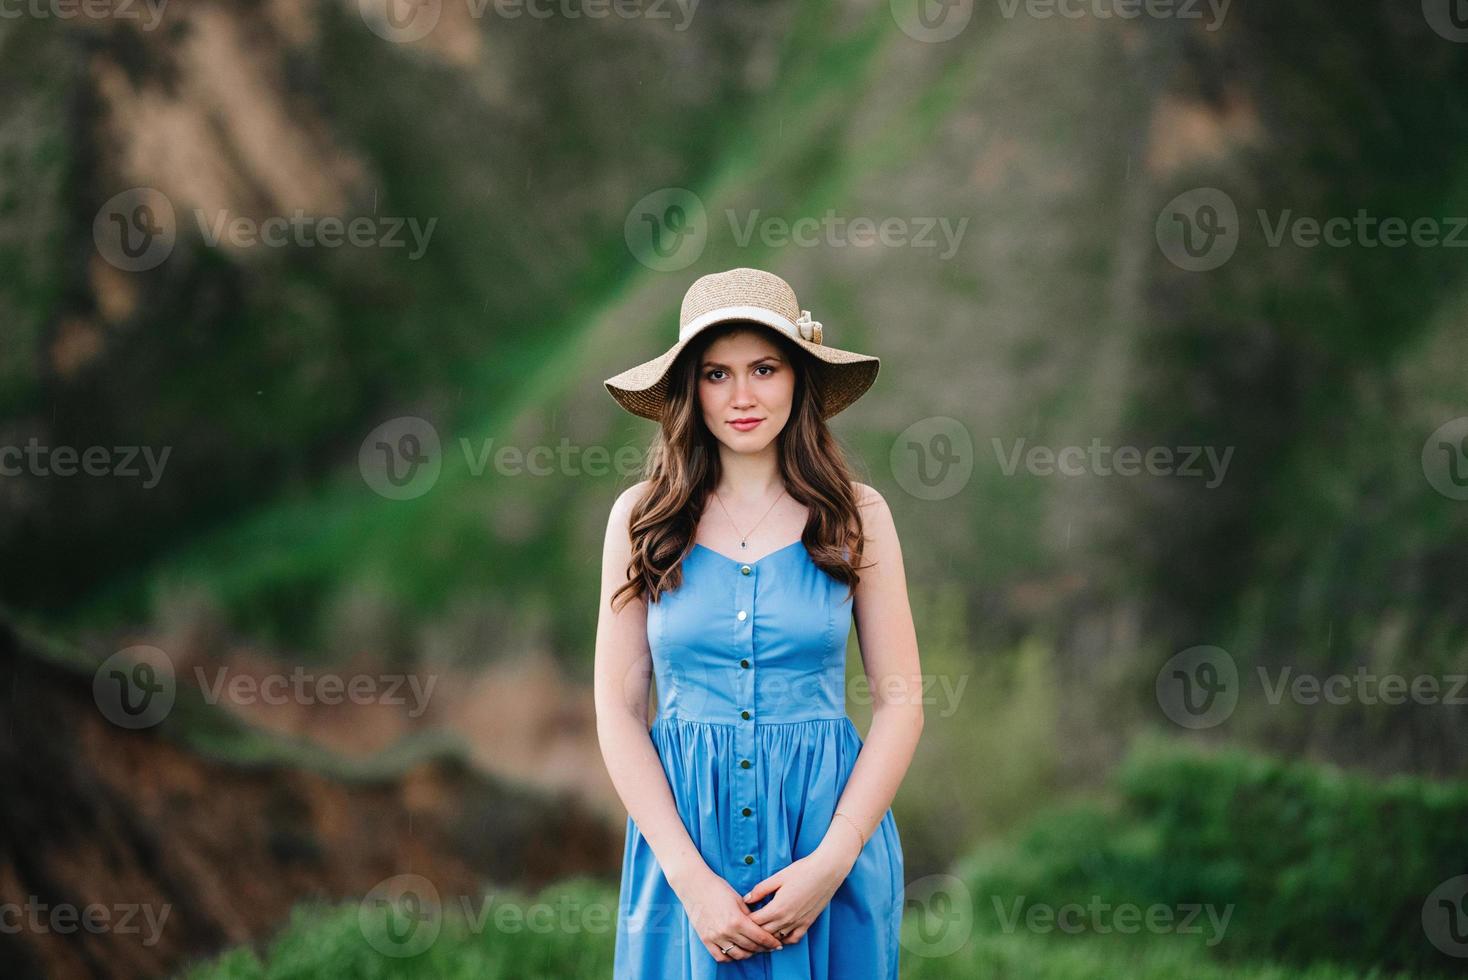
[604,320,879,423]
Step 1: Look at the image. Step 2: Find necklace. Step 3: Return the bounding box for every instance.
[712,487,786,550]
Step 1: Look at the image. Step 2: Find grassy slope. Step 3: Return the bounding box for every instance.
[178,881,1403,980]
[180,740,1464,979]
[49,0,970,657]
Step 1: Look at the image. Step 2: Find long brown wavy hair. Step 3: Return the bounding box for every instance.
[610,322,870,611]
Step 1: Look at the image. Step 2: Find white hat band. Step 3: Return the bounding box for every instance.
[678,305,821,344]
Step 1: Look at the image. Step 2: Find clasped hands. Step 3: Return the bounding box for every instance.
[673,835,863,964]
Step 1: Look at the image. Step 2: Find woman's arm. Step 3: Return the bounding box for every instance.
[593,482,708,883]
[816,482,926,864]
[593,482,784,962]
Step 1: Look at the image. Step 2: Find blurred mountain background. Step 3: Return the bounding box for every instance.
[2,0,1467,976]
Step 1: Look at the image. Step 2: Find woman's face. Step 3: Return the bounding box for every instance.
[696,328,796,453]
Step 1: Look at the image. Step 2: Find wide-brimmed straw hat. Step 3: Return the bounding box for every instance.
[603,267,880,422]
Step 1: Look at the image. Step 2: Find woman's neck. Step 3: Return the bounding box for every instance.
[713,445,783,504]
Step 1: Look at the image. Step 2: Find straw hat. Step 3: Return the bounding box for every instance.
[603,268,880,422]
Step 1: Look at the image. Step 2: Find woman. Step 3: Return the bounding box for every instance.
[595,267,924,978]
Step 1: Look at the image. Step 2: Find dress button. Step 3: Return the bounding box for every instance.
[741,710,751,720]
[742,807,752,817]
[737,610,747,621]
[740,759,751,769]
[744,855,755,865]
[740,565,751,575]
[740,659,750,668]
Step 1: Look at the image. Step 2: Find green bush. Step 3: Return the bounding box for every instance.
[959,739,1468,977]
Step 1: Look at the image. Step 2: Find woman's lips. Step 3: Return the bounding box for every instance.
[730,419,763,431]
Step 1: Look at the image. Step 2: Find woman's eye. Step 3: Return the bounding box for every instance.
[705,366,773,381]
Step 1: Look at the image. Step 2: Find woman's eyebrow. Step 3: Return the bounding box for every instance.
[700,355,784,370]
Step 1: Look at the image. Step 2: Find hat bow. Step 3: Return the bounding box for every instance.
[795,310,823,345]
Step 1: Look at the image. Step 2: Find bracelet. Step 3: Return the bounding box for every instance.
[832,810,866,848]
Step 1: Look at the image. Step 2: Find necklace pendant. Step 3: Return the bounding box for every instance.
[740,540,747,549]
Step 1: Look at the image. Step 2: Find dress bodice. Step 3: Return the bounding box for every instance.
[646,540,854,725]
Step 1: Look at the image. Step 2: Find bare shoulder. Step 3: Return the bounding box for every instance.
[609,479,654,526]
[852,481,893,525]
[851,481,900,556]
[603,479,651,551]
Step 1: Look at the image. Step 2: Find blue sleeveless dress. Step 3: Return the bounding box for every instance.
[613,539,905,979]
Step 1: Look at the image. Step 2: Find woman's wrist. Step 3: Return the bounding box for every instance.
[815,813,865,870]
[663,854,711,891]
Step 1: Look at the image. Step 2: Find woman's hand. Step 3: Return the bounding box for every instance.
[668,866,786,963]
[740,837,862,945]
